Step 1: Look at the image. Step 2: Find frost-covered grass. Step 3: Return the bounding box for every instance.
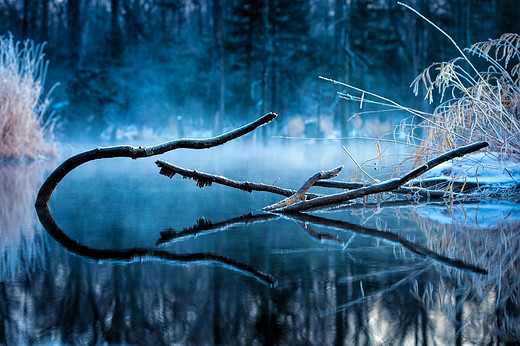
[324,33,520,194]
[0,35,55,160]
[408,33,520,164]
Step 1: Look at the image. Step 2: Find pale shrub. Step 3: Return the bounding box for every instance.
[0,35,55,160]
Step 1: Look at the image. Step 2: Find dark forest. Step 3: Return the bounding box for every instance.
[1,0,520,138]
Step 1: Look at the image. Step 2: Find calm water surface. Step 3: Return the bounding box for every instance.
[1,140,518,345]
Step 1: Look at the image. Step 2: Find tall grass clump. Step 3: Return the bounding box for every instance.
[0,34,56,160]
[409,33,520,163]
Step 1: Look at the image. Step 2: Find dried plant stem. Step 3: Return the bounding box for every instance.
[397,2,481,78]
[35,112,277,207]
[342,146,377,182]
[319,76,465,140]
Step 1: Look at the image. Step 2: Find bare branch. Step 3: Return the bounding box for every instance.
[155,160,321,199]
[274,142,488,212]
[35,113,277,206]
[315,180,449,199]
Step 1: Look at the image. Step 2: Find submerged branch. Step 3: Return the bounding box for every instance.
[287,213,487,275]
[35,112,277,206]
[273,142,488,212]
[157,213,279,245]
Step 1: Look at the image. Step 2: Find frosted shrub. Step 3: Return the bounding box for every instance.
[0,35,55,160]
[410,33,520,163]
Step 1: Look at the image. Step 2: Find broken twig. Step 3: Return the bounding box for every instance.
[263,166,343,211]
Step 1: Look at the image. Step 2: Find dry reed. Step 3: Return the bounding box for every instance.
[0,34,56,160]
[409,33,520,164]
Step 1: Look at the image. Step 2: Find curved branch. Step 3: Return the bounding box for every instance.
[36,205,278,287]
[35,112,278,206]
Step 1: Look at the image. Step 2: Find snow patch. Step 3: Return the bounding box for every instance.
[420,152,520,188]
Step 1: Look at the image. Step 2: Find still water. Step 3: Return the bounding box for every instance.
[1,140,519,345]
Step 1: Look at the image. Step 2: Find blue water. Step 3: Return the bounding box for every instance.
[1,141,518,345]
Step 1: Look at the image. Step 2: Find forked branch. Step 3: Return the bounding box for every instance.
[263,165,343,211]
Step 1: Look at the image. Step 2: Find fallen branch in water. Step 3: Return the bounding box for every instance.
[315,180,449,199]
[271,142,488,212]
[156,142,487,212]
[35,112,277,206]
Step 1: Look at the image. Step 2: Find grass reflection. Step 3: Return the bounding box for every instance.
[413,202,520,344]
[0,161,51,279]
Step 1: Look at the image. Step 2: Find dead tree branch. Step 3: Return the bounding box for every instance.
[35,113,277,206]
[316,180,449,199]
[272,142,488,212]
[155,160,321,199]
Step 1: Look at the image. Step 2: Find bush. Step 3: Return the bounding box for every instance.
[0,35,55,160]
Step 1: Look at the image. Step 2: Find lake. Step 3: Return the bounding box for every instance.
[1,140,518,345]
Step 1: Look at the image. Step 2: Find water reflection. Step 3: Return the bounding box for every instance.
[1,142,518,344]
[413,202,520,344]
[0,161,51,280]
[36,204,277,287]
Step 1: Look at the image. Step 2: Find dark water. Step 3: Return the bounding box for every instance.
[1,141,519,345]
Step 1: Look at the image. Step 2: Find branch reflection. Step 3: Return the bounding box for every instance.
[35,205,278,287]
[157,209,487,275]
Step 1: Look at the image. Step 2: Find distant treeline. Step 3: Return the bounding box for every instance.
[1,0,519,137]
